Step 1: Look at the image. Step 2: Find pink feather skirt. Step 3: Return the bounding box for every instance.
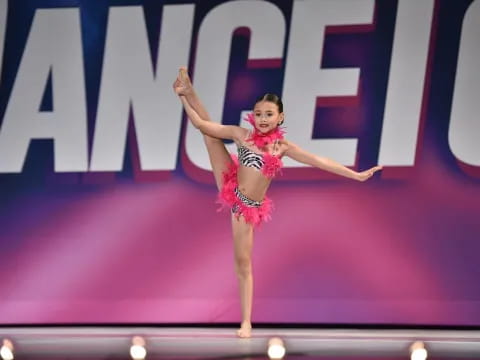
[217,156,273,227]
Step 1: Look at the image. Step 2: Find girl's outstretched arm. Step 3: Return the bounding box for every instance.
[284,141,382,181]
[178,95,245,141]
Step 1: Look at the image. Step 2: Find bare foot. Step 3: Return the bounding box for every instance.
[236,322,252,338]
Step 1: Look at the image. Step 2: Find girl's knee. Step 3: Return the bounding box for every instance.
[235,256,252,277]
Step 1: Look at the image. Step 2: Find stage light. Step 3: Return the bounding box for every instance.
[130,336,147,360]
[0,339,14,360]
[267,337,286,359]
[410,341,427,360]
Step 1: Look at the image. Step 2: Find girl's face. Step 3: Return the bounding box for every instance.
[253,101,284,133]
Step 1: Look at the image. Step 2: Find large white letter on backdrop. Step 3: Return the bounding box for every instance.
[90,5,194,171]
[0,8,88,173]
[282,0,374,167]
[448,0,480,167]
[185,0,286,170]
[378,0,434,166]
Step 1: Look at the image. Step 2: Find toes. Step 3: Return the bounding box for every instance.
[236,328,252,338]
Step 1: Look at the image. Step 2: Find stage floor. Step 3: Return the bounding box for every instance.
[1,326,480,359]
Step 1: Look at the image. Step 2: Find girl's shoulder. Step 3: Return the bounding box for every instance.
[238,126,250,138]
[271,138,289,157]
[232,126,250,145]
[277,138,289,149]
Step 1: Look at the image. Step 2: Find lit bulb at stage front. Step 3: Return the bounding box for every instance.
[130,336,147,360]
[0,339,14,360]
[410,341,427,360]
[267,337,286,359]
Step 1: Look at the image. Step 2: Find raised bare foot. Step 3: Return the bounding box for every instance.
[236,321,252,338]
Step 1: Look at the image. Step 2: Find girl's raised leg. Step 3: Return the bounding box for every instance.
[202,135,232,191]
[176,68,232,190]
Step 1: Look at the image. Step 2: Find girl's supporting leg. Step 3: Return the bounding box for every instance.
[231,214,254,338]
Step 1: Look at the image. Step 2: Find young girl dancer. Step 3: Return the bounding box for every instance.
[173,67,382,338]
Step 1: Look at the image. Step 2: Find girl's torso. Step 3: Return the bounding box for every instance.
[235,131,286,201]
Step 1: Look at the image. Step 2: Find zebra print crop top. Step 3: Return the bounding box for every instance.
[237,143,283,178]
[238,145,264,170]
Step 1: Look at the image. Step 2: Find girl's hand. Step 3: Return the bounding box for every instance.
[173,67,193,96]
[355,165,383,182]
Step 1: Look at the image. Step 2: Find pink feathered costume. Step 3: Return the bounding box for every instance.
[217,114,285,227]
